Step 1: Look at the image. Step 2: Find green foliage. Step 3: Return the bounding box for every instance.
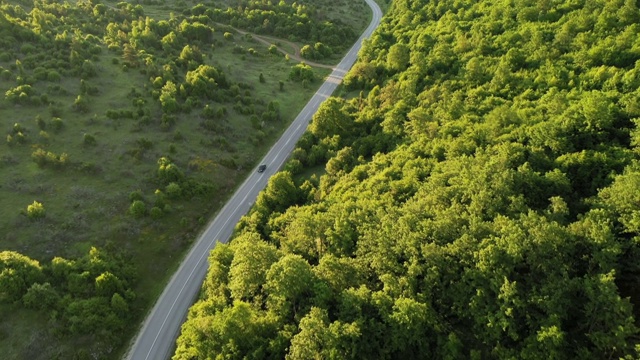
[184,64,227,99]
[228,232,280,302]
[31,149,69,169]
[176,0,640,358]
[157,157,184,183]
[26,201,45,219]
[22,282,59,310]
[165,182,182,199]
[206,0,358,51]
[288,63,315,82]
[50,117,64,132]
[0,252,43,302]
[82,133,96,146]
[5,84,36,104]
[129,200,146,218]
[386,43,409,72]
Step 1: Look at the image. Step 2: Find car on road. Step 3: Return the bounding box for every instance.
[258,164,267,173]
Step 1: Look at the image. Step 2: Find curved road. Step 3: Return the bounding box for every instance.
[125,1,383,359]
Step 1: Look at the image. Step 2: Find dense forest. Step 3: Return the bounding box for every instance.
[0,0,368,359]
[175,0,640,358]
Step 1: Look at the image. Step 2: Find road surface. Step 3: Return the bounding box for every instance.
[125,1,383,359]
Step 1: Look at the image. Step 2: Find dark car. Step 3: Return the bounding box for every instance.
[258,164,267,173]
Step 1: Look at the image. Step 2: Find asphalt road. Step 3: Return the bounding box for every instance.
[125,1,383,359]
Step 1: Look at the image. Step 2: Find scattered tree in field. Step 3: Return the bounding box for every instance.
[289,63,314,82]
[73,94,89,112]
[159,81,179,113]
[129,200,146,218]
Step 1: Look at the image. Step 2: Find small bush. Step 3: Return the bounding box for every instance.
[83,133,96,146]
[26,201,45,219]
[47,70,61,82]
[165,182,182,199]
[129,200,146,218]
[129,190,144,202]
[150,206,163,219]
[36,115,47,130]
[50,117,64,132]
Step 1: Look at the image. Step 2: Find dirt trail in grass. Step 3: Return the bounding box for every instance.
[217,23,336,69]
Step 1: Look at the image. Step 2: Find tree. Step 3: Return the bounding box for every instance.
[255,171,300,214]
[157,157,184,183]
[23,282,59,310]
[122,43,138,67]
[174,300,276,360]
[159,81,179,113]
[95,271,123,296]
[286,307,330,359]
[300,44,316,60]
[228,232,279,303]
[265,254,315,319]
[309,97,353,140]
[289,63,314,82]
[0,252,44,302]
[386,43,410,72]
[165,182,182,199]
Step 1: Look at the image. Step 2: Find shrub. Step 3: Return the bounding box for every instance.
[150,207,163,219]
[5,84,35,104]
[129,190,144,202]
[289,63,314,82]
[83,133,96,146]
[23,282,58,310]
[50,117,64,132]
[46,70,61,82]
[31,149,68,168]
[129,200,146,218]
[14,132,27,144]
[1,69,11,80]
[26,201,45,219]
[73,95,89,112]
[39,131,49,143]
[165,182,182,199]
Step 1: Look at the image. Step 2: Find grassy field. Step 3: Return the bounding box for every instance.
[0,0,360,358]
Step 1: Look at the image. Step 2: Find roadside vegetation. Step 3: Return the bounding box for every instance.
[0,0,369,359]
[176,0,640,358]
